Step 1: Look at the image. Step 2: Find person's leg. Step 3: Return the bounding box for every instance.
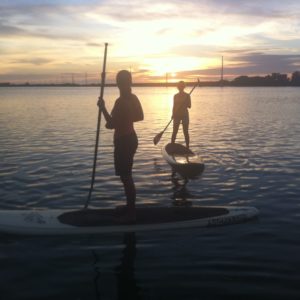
[171,118,180,144]
[182,115,190,148]
[114,133,137,222]
[120,174,136,213]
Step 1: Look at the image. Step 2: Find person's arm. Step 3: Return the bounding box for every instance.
[97,98,114,129]
[172,96,176,118]
[187,93,191,109]
[132,96,144,122]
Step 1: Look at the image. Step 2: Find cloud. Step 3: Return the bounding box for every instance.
[168,53,300,79]
[227,53,300,74]
[187,0,300,18]
[86,42,103,47]
[11,58,53,66]
[0,2,111,41]
[0,22,25,36]
[1,0,300,82]
[0,24,85,41]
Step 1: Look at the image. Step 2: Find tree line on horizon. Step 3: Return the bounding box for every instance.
[228,71,300,86]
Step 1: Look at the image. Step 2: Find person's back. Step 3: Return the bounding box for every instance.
[173,91,191,119]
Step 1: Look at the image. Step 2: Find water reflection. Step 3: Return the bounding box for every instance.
[115,233,141,300]
[93,233,141,300]
[171,171,193,207]
[1,86,300,299]
[92,250,102,299]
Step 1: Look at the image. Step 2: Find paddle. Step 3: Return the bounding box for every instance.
[153,78,200,145]
[85,43,108,209]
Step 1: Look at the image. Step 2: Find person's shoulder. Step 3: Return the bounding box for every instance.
[114,97,122,105]
[131,93,139,100]
[130,93,141,103]
[111,97,122,111]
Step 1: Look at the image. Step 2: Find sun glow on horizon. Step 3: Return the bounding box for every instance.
[0,1,299,84]
[142,57,202,77]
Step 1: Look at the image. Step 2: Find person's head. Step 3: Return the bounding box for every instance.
[116,70,132,95]
[177,81,185,92]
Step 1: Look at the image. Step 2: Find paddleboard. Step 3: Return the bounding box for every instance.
[0,206,258,236]
[162,143,205,178]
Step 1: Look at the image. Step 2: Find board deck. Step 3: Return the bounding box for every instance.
[162,143,205,178]
[0,206,258,236]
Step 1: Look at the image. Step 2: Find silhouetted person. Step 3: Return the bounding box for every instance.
[171,81,191,148]
[98,70,144,223]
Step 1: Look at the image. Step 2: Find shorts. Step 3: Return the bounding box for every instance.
[174,113,189,127]
[114,132,138,176]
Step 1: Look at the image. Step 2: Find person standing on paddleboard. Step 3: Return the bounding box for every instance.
[171,81,191,148]
[98,70,144,223]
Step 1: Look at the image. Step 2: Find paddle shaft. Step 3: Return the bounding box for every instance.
[85,43,108,209]
[156,79,200,142]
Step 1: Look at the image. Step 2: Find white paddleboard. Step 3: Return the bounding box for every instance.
[162,143,205,178]
[0,206,258,236]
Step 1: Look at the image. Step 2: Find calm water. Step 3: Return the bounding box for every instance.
[0,86,300,299]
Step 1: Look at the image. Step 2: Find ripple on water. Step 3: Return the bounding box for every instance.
[1,87,300,299]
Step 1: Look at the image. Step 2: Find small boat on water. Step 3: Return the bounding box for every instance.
[162,143,205,178]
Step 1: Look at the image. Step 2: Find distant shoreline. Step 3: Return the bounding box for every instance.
[1,72,300,87]
[1,81,299,87]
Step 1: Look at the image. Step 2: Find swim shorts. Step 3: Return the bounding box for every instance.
[114,132,138,176]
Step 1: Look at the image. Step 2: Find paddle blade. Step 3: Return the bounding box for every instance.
[153,131,163,145]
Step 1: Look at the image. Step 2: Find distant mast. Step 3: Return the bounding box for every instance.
[220,56,224,86]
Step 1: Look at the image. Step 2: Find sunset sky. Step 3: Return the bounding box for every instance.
[1,0,300,84]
